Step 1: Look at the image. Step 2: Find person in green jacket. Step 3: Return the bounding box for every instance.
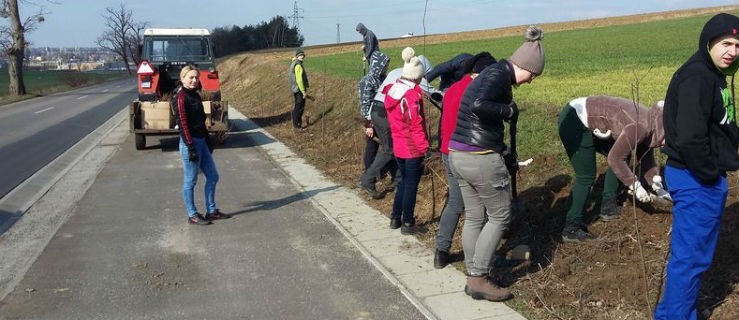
[289,48,310,129]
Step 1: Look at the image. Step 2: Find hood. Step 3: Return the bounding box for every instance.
[699,13,739,75]
[648,100,665,148]
[382,79,416,110]
[368,50,390,79]
[356,23,367,35]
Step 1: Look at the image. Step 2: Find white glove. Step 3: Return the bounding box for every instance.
[593,128,612,139]
[629,180,651,203]
[651,176,673,202]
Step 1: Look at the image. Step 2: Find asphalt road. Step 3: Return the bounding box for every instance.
[0,78,135,200]
[0,114,426,320]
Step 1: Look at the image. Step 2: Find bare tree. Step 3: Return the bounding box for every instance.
[96,3,145,75]
[0,0,45,96]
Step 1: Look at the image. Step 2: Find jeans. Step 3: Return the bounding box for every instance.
[450,150,511,275]
[391,157,424,224]
[654,165,727,320]
[180,137,219,217]
[292,92,306,128]
[360,104,398,185]
[435,153,464,252]
[558,106,619,226]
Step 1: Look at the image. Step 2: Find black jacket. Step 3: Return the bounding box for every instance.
[662,13,739,184]
[425,53,472,91]
[172,86,208,145]
[450,59,515,153]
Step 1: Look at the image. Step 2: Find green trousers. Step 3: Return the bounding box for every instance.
[558,105,620,226]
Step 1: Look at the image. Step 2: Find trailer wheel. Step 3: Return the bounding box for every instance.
[135,134,146,150]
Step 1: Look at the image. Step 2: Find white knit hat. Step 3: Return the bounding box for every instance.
[401,47,425,82]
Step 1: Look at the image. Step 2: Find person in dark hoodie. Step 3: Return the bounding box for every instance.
[655,13,739,320]
[449,25,544,302]
[357,50,393,199]
[558,96,667,242]
[425,52,473,91]
[356,23,380,63]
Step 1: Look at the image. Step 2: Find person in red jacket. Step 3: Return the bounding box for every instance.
[434,52,496,269]
[383,47,429,235]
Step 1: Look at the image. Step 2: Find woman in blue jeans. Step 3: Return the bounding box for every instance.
[172,65,231,225]
[383,47,429,235]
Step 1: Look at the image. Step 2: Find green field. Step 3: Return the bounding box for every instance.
[308,11,737,166]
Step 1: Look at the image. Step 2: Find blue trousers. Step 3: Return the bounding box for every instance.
[654,165,726,320]
[391,157,424,224]
[180,137,220,217]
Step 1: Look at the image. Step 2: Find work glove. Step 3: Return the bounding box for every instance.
[592,128,612,140]
[505,101,519,122]
[651,175,672,202]
[628,180,651,203]
[187,144,199,162]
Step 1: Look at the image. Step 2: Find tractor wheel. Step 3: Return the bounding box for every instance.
[135,134,146,150]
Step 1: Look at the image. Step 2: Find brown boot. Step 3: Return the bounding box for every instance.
[464,275,512,301]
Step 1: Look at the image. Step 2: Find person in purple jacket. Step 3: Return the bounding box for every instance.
[558,95,667,242]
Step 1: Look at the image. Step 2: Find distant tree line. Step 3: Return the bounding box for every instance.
[211,16,304,58]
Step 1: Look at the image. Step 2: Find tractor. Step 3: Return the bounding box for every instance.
[129,28,228,150]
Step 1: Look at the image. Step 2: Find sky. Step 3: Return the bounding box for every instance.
[15,0,739,48]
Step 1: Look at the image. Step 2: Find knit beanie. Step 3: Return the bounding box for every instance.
[401,47,425,82]
[295,48,305,57]
[509,26,545,75]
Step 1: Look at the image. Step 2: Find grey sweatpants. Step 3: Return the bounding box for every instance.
[449,150,511,275]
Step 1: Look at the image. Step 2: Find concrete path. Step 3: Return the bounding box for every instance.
[0,107,526,320]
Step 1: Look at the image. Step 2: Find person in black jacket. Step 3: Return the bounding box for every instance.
[425,53,473,91]
[655,13,739,320]
[173,65,231,225]
[448,25,544,302]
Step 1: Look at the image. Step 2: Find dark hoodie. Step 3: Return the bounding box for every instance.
[425,53,473,91]
[356,23,379,59]
[662,13,739,184]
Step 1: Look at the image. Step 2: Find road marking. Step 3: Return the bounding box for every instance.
[77,95,89,100]
[102,89,109,92]
[34,107,54,114]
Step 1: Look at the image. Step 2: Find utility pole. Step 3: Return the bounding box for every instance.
[336,23,340,43]
[288,0,304,31]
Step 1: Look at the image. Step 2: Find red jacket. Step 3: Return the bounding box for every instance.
[383,79,429,159]
[439,75,473,154]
